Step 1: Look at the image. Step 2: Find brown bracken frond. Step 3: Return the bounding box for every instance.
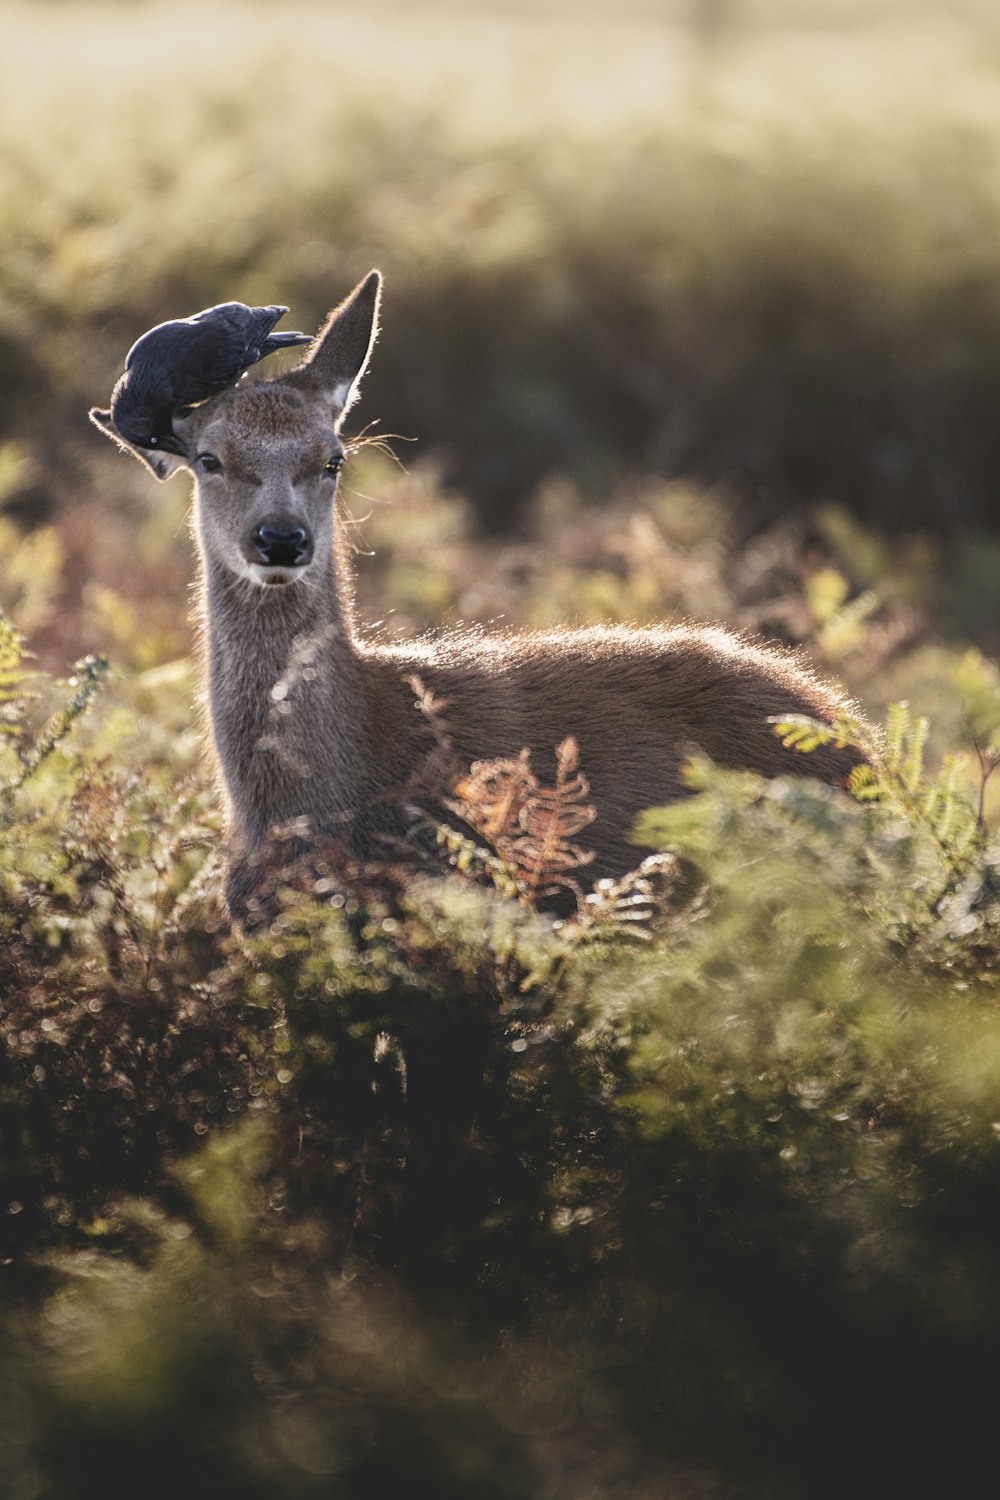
[447,737,596,909]
[451,748,537,844]
[511,738,596,904]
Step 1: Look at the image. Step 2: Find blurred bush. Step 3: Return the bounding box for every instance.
[3,516,1000,1494]
[5,2,1000,544]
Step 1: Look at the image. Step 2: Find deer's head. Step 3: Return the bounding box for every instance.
[90,270,381,588]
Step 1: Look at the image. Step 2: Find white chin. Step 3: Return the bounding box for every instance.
[245,563,306,588]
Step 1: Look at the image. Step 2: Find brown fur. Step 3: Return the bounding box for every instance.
[91,271,864,917]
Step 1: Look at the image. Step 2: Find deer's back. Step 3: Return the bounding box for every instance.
[366,622,863,880]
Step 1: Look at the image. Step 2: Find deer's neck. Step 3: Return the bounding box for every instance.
[200,546,369,840]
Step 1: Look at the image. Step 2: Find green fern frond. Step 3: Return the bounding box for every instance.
[773,696,983,901]
[865,707,982,891]
[0,614,37,736]
[885,702,912,773]
[847,763,882,802]
[771,715,834,755]
[770,710,872,757]
[900,714,929,792]
[921,752,978,857]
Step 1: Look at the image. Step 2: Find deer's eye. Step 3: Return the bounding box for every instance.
[325,454,344,478]
[197,453,222,474]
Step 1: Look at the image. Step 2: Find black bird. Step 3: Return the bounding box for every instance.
[109,302,313,453]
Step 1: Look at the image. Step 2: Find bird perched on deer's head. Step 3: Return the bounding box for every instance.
[108,302,313,455]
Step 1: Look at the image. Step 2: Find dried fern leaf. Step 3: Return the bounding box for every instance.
[510,737,597,902]
[450,749,537,843]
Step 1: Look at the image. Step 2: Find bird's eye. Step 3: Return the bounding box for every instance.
[197,453,222,474]
[325,454,344,478]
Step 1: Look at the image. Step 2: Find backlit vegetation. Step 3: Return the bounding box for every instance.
[4,2,1000,1495]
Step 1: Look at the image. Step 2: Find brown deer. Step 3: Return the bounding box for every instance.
[91,270,863,917]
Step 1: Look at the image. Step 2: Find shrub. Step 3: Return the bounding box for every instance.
[4,602,1000,1495]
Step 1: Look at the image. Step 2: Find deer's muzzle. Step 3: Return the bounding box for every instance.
[250,524,313,569]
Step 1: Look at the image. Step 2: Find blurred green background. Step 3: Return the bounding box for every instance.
[5,0,1000,666]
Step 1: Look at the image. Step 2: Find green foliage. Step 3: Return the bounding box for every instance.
[0,614,35,747]
[0,513,63,636]
[7,7,1000,1485]
[3,596,1000,1497]
[766,697,995,935]
[0,614,109,809]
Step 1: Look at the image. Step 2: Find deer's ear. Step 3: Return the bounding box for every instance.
[88,407,189,481]
[293,269,381,422]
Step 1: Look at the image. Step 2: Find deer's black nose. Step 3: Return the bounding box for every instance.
[251,525,311,567]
